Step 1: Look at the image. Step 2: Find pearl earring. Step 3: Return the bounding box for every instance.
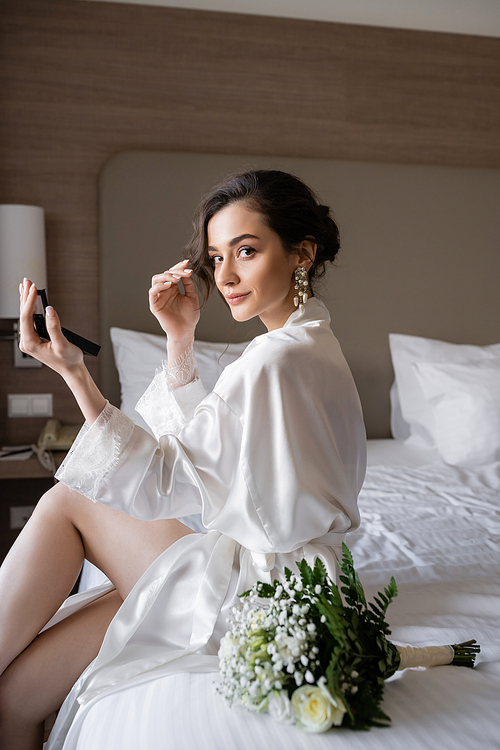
[294,267,309,313]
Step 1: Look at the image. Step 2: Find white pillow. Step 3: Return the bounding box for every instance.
[413,358,500,466]
[389,333,500,449]
[389,381,410,440]
[110,327,249,433]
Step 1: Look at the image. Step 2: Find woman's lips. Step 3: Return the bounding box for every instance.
[225,292,250,305]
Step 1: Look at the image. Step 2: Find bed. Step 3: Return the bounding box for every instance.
[51,443,500,749]
[45,323,500,750]
[45,151,500,747]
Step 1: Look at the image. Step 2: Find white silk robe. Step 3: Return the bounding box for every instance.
[46,298,366,749]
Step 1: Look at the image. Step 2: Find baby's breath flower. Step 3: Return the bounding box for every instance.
[249,682,260,697]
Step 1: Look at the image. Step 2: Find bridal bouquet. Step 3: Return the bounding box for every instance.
[218,544,479,732]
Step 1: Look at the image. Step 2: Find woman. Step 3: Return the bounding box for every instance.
[0,170,366,749]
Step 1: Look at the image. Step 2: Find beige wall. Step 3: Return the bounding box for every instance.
[99,151,500,437]
[1,0,499,443]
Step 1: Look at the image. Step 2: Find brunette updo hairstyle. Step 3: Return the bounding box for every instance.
[186,169,340,302]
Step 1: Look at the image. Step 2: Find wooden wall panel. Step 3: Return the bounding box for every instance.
[1,0,499,443]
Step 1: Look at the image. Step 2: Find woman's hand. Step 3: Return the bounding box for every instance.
[149,260,200,343]
[18,279,84,376]
[19,278,106,424]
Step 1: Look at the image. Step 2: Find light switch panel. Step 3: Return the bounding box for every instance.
[8,394,30,417]
[8,393,53,418]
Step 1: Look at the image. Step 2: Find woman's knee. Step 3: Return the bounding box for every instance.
[31,481,84,527]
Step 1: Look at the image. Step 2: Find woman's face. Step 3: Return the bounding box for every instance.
[207,202,308,331]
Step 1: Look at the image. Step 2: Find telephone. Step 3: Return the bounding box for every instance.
[33,420,81,474]
[38,420,81,452]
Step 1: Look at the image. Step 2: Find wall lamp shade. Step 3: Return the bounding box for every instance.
[0,205,47,318]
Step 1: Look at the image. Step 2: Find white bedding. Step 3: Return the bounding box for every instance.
[58,441,500,749]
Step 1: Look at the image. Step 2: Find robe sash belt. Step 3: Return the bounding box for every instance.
[250,532,346,575]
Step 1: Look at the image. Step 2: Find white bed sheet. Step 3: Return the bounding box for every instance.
[367,438,440,467]
[60,441,500,749]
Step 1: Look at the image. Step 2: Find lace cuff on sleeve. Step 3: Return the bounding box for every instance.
[55,402,135,502]
[135,359,207,440]
[166,346,197,391]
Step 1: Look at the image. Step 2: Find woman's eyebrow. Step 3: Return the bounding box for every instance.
[208,233,260,252]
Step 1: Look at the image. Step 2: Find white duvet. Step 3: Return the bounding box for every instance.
[50,442,500,749]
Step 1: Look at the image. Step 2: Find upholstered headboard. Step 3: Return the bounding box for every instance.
[99,151,500,437]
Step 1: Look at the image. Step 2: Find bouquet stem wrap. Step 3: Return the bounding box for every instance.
[397,644,454,669]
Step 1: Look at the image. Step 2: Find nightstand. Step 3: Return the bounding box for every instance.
[0,452,67,563]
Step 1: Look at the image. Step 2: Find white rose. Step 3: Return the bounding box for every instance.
[219,635,239,661]
[291,681,346,733]
[276,634,301,661]
[268,691,294,724]
[249,608,267,630]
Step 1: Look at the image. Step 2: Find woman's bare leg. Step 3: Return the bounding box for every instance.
[0,486,85,677]
[0,590,122,750]
[0,481,194,674]
[0,481,195,748]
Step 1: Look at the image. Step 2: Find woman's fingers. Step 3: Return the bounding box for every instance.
[168,259,190,273]
[151,260,192,287]
[19,278,35,311]
[18,281,40,353]
[43,305,67,348]
[153,270,192,287]
[149,279,174,304]
[178,270,198,299]
[149,261,195,308]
